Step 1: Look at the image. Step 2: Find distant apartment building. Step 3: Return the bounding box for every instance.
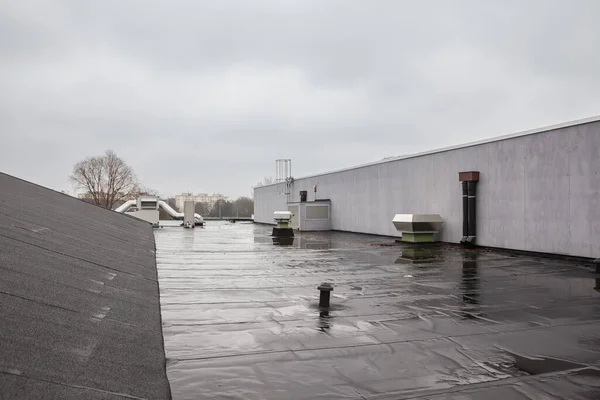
[174,193,194,211]
[175,192,227,211]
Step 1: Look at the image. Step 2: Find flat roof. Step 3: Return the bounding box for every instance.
[256,114,600,185]
[156,221,600,399]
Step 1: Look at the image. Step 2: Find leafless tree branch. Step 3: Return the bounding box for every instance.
[70,149,140,210]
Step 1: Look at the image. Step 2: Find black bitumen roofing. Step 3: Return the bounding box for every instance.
[0,173,171,399]
[157,222,600,399]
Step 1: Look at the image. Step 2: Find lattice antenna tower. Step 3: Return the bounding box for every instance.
[275,159,293,196]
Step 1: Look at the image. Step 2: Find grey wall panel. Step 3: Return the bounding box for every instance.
[254,119,600,257]
[569,123,600,258]
[305,219,332,231]
[523,130,570,254]
[485,138,526,250]
[305,204,329,220]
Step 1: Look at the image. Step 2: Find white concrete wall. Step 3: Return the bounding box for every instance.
[254,118,600,258]
[254,184,287,225]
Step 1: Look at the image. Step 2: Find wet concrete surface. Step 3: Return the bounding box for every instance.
[155,221,600,399]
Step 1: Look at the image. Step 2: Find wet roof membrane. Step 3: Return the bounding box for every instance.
[156,221,600,400]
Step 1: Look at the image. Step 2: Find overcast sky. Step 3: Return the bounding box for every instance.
[1,0,599,199]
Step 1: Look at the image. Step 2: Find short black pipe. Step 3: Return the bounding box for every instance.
[319,291,330,308]
[318,283,333,308]
[467,181,477,242]
[462,181,469,240]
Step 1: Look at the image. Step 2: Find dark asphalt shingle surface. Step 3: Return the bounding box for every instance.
[0,172,171,399]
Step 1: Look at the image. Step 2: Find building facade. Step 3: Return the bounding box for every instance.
[254,116,600,259]
[175,193,228,211]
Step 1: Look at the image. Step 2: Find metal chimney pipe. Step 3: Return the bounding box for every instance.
[467,181,477,243]
[461,181,469,243]
[459,171,480,245]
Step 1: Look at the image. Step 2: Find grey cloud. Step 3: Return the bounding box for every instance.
[1,0,600,198]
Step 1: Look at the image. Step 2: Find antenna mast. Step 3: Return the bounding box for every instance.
[275,159,293,198]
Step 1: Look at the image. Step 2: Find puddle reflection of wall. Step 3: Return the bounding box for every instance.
[254,232,333,249]
[510,273,598,298]
[296,237,331,249]
[275,237,332,249]
[394,245,437,264]
[461,253,481,318]
[272,236,295,246]
[253,235,275,245]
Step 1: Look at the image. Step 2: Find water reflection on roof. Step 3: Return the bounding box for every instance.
[156,221,600,400]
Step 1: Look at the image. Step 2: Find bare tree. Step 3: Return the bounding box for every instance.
[208,199,233,218]
[233,196,254,217]
[70,150,140,210]
[132,186,158,197]
[165,197,177,210]
[255,176,275,187]
[194,201,210,216]
[252,176,275,198]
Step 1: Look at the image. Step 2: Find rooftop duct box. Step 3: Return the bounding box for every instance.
[183,200,195,228]
[392,214,444,243]
[273,211,294,237]
[138,196,159,210]
[286,200,331,232]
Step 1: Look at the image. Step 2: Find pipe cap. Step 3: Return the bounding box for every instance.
[318,283,333,291]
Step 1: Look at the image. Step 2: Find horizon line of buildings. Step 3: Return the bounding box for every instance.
[76,191,237,212]
[174,192,228,212]
[75,192,229,209]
